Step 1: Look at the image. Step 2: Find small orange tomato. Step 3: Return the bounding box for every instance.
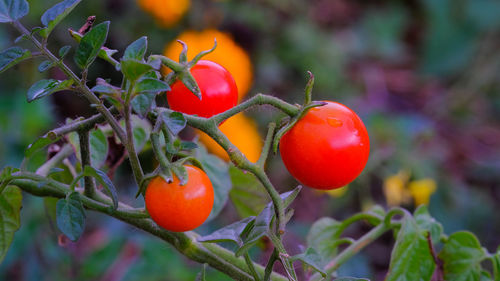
[145,165,214,232]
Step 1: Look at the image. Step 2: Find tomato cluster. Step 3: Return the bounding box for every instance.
[146,58,369,232]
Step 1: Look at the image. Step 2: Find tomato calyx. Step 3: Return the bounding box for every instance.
[149,39,217,100]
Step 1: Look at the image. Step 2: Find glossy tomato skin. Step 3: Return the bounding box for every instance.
[145,165,214,232]
[167,60,238,118]
[279,101,370,190]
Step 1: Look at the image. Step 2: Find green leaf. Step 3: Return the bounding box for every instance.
[0,186,22,263]
[27,79,73,102]
[120,59,153,82]
[195,146,232,221]
[56,192,85,241]
[37,60,53,72]
[281,185,302,208]
[123,36,147,61]
[0,0,29,23]
[439,231,487,281]
[307,217,343,260]
[131,93,156,118]
[74,21,109,69]
[180,141,197,151]
[40,0,81,38]
[493,250,500,281]
[69,29,118,69]
[0,46,31,73]
[25,134,60,158]
[58,45,71,58]
[131,115,151,151]
[290,247,326,277]
[198,217,254,247]
[91,84,120,96]
[133,78,170,94]
[229,166,268,218]
[386,213,435,281]
[414,205,443,244]
[236,203,273,256]
[179,70,202,100]
[83,166,118,210]
[161,111,186,135]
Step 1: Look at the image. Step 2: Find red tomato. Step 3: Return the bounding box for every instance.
[145,165,214,232]
[279,101,370,190]
[166,60,238,118]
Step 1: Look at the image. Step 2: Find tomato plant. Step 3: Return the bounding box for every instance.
[167,60,238,118]
[145,165,214,232]
[280,101,370,190]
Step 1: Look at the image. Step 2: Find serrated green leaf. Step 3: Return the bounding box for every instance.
[74,21,109,69]
[198,217,254,247]
[133,78,169,94]
[195,145,231,221]
[161,111,186,135]
[83,166,118,210]
[307,217,343,261]
[0,46,31,73]
[56,192,85,241]
[414,205,443,244]
[131,93,156,118]
[0,0,29,23]
[59,45,71,58]
[229,166,268,218]
[0,185,22,263]
[439,231,487,281]
[123,36,147,61]
[38,60,53,72]
[40,0,81,38]
[120,59,153,82]
[386,213,435,281]
[27,79,73,102]
[25,134,60,158]
[290,247,326,277]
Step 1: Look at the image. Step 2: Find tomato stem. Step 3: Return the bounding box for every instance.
[78,129,96,197]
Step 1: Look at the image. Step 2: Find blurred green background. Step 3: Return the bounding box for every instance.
[1,0,500,280]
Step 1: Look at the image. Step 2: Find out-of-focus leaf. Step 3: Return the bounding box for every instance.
[0,185,22,263]
[195,146,231,221]
[334,278,370,281]
[74,21,109,69]
[198,217,254,247]
[25,134,60,158]
[439,231,487,281]
[290,247,326,277]
[89,128,108,169]
[385,213,435,281]
[195,264,207,281]
[56,191,85,241]
[133,78,169,94]
[307,217,343,261]
[414,205,443,244]
[27,79,73,102]
[40,0,81,38]
[123,36,147,61]
[37,60,53,72]
[229,166,268,218]
[131,93,156,118]
[0,47,30,73]
[58,45,71,58]
[0,0,29,23]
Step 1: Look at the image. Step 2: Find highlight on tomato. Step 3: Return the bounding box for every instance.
[279,101,370,190]
[166,60,238,118]
[145,165,214,232]
[164,29,253,101]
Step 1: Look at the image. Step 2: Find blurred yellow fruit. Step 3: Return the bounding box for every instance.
[324,185,348,198]
[197,113,262,163]
[137,0,190,27]
[383,170,411,206]
[164,29,253,101]
[408,178,437,206]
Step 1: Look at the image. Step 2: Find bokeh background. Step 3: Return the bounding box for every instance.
[1,0,500,280]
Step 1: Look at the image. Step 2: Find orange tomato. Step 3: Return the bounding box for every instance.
[164,29,253,101]
[145,165,214,232]
[197,113,262,163]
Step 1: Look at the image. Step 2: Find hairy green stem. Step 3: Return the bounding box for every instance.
[244,253,262,281]
[12,20,127,143]
[264,249,279,281]
[257,122,276,168]
[35,144,73,176]
[10,175,288,281]
[124,103,144,185]
[78,129,96,197]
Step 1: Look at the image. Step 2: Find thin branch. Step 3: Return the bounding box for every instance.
[78,129,96,197]
[244,253,262,281]
[257,122,276,168]
[35,144,74,176]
